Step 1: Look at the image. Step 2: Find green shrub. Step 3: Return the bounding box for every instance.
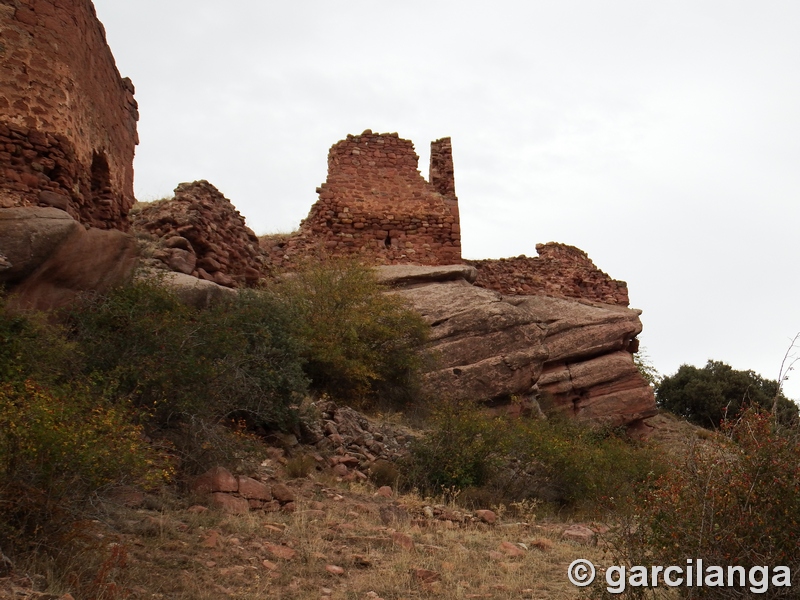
[657,360,798,429]
[0,295,77,386]
[69,281,308,431]
[268,260,428,407]
[404,402,662,511]
[404,400,507,493]
[503,417,661,511]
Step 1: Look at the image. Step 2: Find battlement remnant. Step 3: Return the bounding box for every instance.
[263,130,461,268]
[0,0,139,230]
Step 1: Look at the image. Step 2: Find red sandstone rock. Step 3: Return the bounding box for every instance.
[391,268,656,427]
[265,543,297,561]
[325,564,345,576]
[192,466,238,494]
[236,476,273,501]
[271,483,295,504]
[210,493,249,514]
[376,486,394,498]
[7,217,138,311]
[0,1,138,230]
[498,541,526,557]
[475,509,497,524]
[561,524,596,545]
[130,181,266,287]
[391,532,415,551]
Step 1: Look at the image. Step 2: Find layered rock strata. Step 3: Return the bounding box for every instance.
[380,265,655,427]
[0,0,139,229]
[130,181,266,288]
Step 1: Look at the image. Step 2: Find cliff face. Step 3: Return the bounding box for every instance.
[0,0,139,230]
[378,266,656,428]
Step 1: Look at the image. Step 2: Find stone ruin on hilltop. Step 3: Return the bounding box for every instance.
[262,130,630,307]
[262,130,462,270]
[0,0,656,426]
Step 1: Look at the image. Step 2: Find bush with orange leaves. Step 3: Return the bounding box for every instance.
[597,408,800,598]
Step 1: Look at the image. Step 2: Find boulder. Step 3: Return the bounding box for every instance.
[0,207,80,284]
[391,269,656,426]
[137,268,236,309]
[7,217,138,311]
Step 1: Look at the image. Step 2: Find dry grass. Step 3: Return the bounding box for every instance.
[31,476,606,600]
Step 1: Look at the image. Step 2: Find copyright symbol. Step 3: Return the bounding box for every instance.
[568,559,596,587]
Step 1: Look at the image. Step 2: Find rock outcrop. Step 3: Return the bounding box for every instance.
[1,207,137,311]
[130,181,266,288]
[383,265,655,427]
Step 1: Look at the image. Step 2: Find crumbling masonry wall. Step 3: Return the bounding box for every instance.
[0,0,138,229]
[263,130,461,268]
[466,243,630,306]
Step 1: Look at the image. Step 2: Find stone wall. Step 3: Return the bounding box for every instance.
[466,243,630,306]
[130,181,266,288]
[0,0,138,230]
[263,130,461,269]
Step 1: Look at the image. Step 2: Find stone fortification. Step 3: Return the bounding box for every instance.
[467,243,630,306]
[0,0,138,229]
[130,181,266,288]
[263,130,461,269]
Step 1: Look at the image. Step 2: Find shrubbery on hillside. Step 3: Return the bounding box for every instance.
[268,260,429,407]
[69,281,309,432]
[404,400,663,512]
[657,360,798,428]
[597,408,800,598]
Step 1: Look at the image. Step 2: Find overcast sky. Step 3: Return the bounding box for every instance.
[92,0,800,399]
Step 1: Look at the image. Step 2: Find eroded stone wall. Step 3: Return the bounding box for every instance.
[467,243,630,306]
[263,130,461,269]
[130,181,266,288]
[0,0,138,229]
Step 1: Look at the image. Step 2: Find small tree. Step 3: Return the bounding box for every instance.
[656,360,797,429]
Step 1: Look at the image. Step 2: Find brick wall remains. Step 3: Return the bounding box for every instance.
[466,242,630,306]
[130,181,265,288]
[263,130,461,269]
[0,0,138,229]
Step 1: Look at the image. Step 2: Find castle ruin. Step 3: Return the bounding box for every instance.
[263,130,462,269]
[0,0,138,230]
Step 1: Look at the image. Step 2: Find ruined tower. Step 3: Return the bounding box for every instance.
[0,0,139,229]
[274,130,461,266]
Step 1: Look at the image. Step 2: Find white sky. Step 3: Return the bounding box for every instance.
[92,0,800,399]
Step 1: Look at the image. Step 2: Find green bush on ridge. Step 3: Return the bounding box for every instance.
[657,359,798,429]
[69,281,309,432]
